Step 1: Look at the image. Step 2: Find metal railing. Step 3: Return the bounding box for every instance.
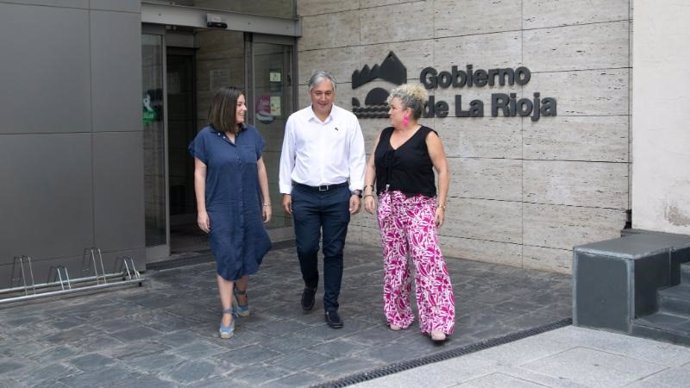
[1,248,146,305]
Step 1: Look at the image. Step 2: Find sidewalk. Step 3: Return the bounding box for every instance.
[353,325,690,387]
[1,241,571,387]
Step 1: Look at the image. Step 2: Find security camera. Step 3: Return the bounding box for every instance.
[206,14,228,29]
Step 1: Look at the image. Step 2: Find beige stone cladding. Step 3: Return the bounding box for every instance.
[195,30,246,128]
[296,0,631,273]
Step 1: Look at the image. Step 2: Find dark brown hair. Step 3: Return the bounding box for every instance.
[208,86,244,134]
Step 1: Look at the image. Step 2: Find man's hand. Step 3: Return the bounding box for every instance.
[282,194,292,215]
[349,195,361,215]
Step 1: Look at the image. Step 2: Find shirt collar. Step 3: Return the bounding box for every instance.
[308,105,334,124]
[210,123,245,134]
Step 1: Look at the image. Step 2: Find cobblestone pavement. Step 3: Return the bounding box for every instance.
[0,242,570,387]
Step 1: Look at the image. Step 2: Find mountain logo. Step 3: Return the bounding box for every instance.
[351,51,407,118]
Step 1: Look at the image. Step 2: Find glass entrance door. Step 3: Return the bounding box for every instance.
[249,37,295,232]
[166,47,197,232]
[141,27,297,263]
[142,26,169,261]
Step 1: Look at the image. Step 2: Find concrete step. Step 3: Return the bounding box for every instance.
[681,263,690,284]
[658,284,690,315]
[632,312,690,346]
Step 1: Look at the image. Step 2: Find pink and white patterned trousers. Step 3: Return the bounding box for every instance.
[376,191,455,335]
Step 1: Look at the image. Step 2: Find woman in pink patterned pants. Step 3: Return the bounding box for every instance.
[363,83,455,343]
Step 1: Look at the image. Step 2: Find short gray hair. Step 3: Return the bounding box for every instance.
[308,70,337,91]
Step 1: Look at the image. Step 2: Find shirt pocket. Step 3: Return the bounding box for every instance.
[238,143,258,164]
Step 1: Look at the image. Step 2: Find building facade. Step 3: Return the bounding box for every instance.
[296,0,690,273]
[1,0,688,292]
[297,0,632,273]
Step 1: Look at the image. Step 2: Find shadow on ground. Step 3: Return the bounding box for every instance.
[0,242,571,387]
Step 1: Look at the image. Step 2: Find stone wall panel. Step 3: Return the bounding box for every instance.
[442,236,523,267]
[299,10,360,50]
[360,2,433,45]
[436,117,522,159]
[434,32,523,70]
[524,21,630,72]
[523,115,629,162]
[524,0,629,29]
[523,160,629,208]
[522,245,572,274]
[297,0,360,17]
[434,0,522,38]
[526,69,629,116]
[443,198,522,244]
[298,46,362,88]
[450,158,522,202]
[362,0,410,8]
[523,203,627,250]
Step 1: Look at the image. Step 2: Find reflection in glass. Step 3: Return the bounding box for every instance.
[252,42,293,228]
[142,34,167,246]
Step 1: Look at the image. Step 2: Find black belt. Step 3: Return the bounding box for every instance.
[293,181,348,192]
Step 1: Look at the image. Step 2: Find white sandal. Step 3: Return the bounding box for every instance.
[430,330,447,343]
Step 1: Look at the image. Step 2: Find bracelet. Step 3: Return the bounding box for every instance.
[439,204,447,210]
[263,204,271,207]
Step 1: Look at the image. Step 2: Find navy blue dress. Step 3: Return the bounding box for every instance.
[188,125,272,281]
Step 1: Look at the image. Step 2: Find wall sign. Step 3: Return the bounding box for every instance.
[256,95,273,124]
[352,51,557,121]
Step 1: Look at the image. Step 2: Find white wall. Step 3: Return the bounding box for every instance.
[632,0,690,234]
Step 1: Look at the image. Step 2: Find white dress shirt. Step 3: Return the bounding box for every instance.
[279,104,366,194]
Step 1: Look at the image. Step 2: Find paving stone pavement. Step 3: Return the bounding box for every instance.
[0,242,571,387]
[350,325,690,388]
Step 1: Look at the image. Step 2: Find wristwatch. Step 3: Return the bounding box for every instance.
[351,189,362,198]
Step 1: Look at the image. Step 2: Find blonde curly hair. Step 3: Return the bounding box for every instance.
[386,83,429,119]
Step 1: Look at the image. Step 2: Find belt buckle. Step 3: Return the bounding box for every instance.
[318,185,329,191]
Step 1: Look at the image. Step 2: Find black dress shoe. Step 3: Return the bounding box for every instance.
[324,310,343,329]
[301,287,316,312]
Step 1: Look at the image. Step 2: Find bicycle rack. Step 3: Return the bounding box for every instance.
[82,247,108,285]
[117,256,142,282]
[9,255,37,296]
[48,265,71,291]
[0,248,147,305]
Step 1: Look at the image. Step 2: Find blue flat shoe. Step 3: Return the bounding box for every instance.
[219,308,235,339]
[233,287,250,317]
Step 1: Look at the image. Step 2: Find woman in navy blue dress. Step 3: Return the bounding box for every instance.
[189,86,272,339]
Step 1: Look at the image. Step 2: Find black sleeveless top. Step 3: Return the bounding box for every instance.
[374,126,437,198]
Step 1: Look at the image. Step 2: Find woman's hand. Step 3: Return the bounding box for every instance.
[197,211,211,233]
[435,207,445,228]
[364,195,376,214]
[263,204,272,223]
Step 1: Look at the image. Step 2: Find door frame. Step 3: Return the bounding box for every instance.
[245,33,298,242]
[166,45,198,228]
[142,26,299,263]
[245,34,298,125]
[142,23,171,262]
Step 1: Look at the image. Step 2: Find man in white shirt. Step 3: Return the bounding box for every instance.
[279,70,366,329]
